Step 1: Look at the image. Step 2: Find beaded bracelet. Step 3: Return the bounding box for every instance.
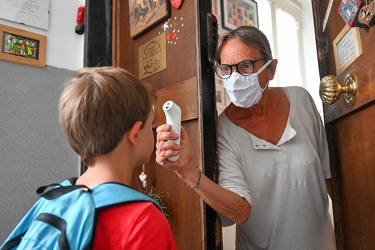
[187,167,202,189]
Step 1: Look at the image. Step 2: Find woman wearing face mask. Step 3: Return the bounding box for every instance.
[155,26,336,250]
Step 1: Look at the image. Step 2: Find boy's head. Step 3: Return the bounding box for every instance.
[59,67,157,166]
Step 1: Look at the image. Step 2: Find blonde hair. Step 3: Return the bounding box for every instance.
[58,67,157,165]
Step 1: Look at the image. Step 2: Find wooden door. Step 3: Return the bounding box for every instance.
[112,0,221,249]
[312,1,375,249]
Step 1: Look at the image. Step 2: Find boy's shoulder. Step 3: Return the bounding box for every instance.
[91,181,161,208]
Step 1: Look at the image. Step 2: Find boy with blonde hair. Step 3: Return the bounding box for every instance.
[1,67,177,250]
[59,66,176,249]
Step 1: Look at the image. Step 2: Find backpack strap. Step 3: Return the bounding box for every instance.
[36,178,91,200]
[35,213,70,250]
[91,182,163,211]
[0,232,26,250]
[37,179,162,211]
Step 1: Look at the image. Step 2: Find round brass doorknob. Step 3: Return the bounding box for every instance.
[319,74,357,105]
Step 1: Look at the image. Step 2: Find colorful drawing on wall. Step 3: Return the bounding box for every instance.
[2,32,40,59]
[221,0,258,30]
[0,24,46,67]
[129,0,171,38]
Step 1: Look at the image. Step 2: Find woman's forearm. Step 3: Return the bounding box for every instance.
[175,162,251,224]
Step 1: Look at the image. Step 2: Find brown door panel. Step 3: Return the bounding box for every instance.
[312,0,375,249]
[114,0,220,249]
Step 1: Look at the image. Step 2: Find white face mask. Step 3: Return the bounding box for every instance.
[222,60,272,108]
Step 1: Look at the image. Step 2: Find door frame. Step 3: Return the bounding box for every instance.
[84,0,221,248]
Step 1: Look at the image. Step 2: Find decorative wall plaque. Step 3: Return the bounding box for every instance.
[0,0,49,30]
[139,33,167,80]
[333,25,362,74]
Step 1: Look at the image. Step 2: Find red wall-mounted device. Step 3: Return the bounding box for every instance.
[75,6,85,35]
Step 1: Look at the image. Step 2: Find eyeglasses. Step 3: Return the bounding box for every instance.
[214,59,265,79]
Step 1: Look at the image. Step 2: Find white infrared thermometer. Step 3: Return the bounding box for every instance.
[162,100,181,162]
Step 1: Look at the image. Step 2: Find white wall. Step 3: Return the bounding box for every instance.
[0,0,85,243]
[0,0,85,71]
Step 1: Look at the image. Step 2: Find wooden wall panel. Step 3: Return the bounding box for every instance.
[329,103,375,249]
[131,121,203,249]
[153,77,199,127]
[113,0,197,88]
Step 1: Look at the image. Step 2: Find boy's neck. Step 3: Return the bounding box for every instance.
[77,163,133,188]
[76,149,136,188]
[76,131,141,188]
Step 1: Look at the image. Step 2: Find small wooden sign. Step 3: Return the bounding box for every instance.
[333,25,362,74]
[138,33,167,80]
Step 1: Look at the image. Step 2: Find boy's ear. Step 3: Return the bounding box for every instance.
[127,121,143,144]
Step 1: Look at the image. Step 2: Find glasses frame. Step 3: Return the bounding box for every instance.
[214,58,265,79]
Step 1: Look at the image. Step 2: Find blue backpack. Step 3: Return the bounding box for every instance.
[0,178,162,250]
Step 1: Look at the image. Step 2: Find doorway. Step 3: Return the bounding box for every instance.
[212,0,327,248]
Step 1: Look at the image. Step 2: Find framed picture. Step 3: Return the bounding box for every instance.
[129,0,171,38]
[221,0,258,31]
[216,81,226,110]
[0,24,46,68]
[333,25,362,74]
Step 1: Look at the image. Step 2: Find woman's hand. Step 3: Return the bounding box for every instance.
[155,124,251,223]
[155,124,191,174]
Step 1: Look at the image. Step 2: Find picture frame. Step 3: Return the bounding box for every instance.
[0,24,46,68]
[333,25,362,74]
[221,0,258,31]
[129,0,171,38]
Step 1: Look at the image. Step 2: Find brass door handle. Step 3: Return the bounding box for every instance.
[319,74,357,105]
